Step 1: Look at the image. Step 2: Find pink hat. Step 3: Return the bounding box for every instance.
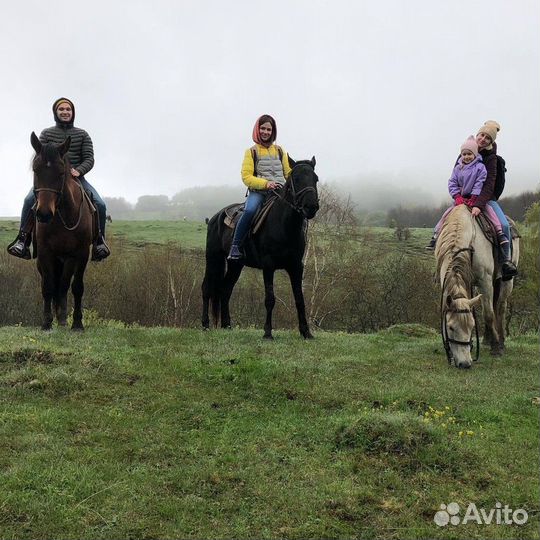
[460,135,478,156]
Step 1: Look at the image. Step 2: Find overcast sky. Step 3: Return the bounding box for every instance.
[0,0,538,216]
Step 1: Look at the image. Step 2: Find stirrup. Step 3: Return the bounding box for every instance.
[91,239,111,262]
[7,236,31,260]
[501,260,517,280]
[227,244,243,260]
[425,237,436,250]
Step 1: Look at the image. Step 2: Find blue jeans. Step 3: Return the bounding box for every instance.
[487,200,510,241]
[20,177,107,235]
[232,190,266,245]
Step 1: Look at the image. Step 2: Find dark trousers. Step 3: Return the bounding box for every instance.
[20,177,107,236]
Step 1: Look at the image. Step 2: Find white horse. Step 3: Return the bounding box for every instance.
[435,205,519,368]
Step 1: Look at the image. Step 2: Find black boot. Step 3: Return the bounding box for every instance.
[498,233,517,280]
[91,234,110,261]
[7,231,31,260]
[227,244,243,260]
[425,235,437,250]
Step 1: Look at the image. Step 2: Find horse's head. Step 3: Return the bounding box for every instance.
[31,132,71,223]
[287,156,319,219]
[443,293,482,369]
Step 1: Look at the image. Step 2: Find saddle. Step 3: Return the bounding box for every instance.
[475,211,520,282]
[223,190,281,235]
[475,212,520,246]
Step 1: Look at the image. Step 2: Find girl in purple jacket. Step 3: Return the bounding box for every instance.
[426,136,504,248]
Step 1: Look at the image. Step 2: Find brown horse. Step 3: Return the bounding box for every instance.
[30,132,94,330]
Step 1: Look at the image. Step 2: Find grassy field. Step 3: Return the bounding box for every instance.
[0,323,538,540]
[0,218,435,255]
[0,219,209,252]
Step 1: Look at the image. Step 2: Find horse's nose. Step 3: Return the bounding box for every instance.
[36,210,53,223]
[304,204,319,219]
[457,360,472,369]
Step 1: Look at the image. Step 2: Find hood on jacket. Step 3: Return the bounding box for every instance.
[252,114,277,147]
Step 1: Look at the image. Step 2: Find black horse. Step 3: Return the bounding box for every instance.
[202,157,320,339]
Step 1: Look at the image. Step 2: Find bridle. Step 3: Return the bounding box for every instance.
[441,246,480,365]
[275,163,319,215]
[33,157,85,231]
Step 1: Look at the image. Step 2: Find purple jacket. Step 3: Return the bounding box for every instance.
[448,155,487,199]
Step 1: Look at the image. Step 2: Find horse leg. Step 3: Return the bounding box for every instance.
[38,256,55,331]
[201,273,211,330]
[263,268,276,339]
[495,279,514,353]
[477,278,501,355]
[71,258,88,331]
[287,262,313,339]
[220,262,243,329]
[56,259,76,326]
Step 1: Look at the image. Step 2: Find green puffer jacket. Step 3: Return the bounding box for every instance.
[39,124,94,176]
[39,98,94,176]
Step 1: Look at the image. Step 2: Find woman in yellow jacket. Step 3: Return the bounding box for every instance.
[228,114,292,259]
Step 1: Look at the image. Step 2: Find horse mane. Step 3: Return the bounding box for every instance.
[32,143,71,171]
[436,206,473,297]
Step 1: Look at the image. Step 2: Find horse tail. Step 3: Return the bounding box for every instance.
[202,213,226,328]
[206,252,224,326]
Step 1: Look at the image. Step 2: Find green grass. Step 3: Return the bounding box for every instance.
[0,324,537,539]
[0,219,434,255]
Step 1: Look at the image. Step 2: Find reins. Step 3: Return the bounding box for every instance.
[440,246,480,365]
[34,160,86,231]
[273,163,318,214]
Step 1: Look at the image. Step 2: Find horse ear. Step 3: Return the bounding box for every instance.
[311,156,316,168]
[288,156,296,168]
[30,132,42,154]
[446,295,454,309]
[58,136,71,156]
[468,294,482,308]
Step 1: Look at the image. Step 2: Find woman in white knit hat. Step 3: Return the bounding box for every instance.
[470,121,517,279]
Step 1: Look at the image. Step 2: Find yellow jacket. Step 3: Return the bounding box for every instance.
[241,144,292,190]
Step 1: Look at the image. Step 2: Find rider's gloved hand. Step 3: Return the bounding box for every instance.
[465,195,477,207]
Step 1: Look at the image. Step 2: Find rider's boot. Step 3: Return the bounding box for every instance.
[91,233,111,262]
[227,243,243,260]
[7,230,31,260]
[425,235,437,250]
[497,232,517,280]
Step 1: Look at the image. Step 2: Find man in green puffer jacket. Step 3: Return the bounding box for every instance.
[7,97,110,261]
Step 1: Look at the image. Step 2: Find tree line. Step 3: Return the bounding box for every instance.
[104,186,539,227]
[387,190,539,229]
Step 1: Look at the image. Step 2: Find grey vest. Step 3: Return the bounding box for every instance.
[252,146,286,185]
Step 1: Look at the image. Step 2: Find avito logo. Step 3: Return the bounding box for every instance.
[434,502,528,526]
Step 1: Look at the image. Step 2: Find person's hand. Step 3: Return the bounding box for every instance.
[267,181,278,190]
[465,195,477,207]
[71,168,80,177]
[454,195,465,205]
[471,207,481,217]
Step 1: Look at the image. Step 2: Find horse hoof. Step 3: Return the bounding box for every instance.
[71,325,84,332]
[202,326,210,332]
[41,325,52,331]
[263,334,274,340]
[490,347,502,357]
[303,332,314,339]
